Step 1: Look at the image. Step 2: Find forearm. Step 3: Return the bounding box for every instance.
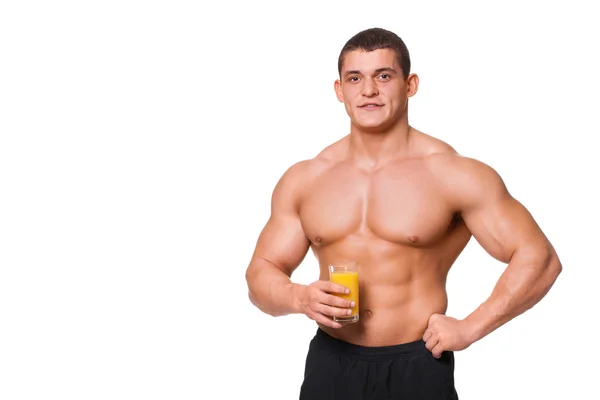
[464,246,562,343]
[246,258,305,317]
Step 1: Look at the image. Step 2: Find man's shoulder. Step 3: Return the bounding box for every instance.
[418,132,455,154]
[282,136,347,178]
[270,155,333,211]
[281,154,334,181]
[424,150,508,207]
[409,130,507,200]
[408,130,487,173]
[276,149,337,193]
[425,151,501,183]
[315,134,349,162]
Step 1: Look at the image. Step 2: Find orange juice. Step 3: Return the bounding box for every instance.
[330,271,359,322]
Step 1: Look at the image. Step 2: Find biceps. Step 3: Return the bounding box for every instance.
[252,214,311,276]
[463,196,547,263]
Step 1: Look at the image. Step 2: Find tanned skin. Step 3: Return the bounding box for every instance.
[245,48,562,358]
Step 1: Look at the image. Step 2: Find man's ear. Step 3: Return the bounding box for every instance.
[334,79,344,103]
[406,73,420,98]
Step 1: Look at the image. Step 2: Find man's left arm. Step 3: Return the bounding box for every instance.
[423,155,562,358]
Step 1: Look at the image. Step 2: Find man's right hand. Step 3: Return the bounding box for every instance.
[294,281,355,329]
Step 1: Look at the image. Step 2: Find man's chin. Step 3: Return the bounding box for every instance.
[353,120,390,133]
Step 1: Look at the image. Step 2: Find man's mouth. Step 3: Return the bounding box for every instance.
[358,103,383,109]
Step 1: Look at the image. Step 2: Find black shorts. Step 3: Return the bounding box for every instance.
[300,329,458,400]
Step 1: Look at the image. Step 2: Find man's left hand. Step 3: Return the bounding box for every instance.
[422,313,474,358]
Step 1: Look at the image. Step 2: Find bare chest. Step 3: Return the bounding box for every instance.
[299,163,455,247]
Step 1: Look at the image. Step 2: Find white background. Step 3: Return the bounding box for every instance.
[1,1,598,399]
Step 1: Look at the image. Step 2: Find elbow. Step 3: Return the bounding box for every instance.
[247,289,262,310]
[543,248,562,287]
[245,266,259,306]
[550,254,562,281]
[245,266,274,316]
[247,289,280,317]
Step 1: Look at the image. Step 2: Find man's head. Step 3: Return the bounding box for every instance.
[337,27,411,80]
[335,28,419,132]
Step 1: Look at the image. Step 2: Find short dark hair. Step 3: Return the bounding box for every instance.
[338,28,411,79]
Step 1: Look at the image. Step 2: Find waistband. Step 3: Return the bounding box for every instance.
[313,328,430,361]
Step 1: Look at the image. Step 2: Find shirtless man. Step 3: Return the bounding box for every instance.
[245,27,562,399]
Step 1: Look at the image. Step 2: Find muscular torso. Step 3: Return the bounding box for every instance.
[298,137,472,346]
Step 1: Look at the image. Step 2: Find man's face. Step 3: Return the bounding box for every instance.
[335,48,418,132]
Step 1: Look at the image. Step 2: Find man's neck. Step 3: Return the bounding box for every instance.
[347,120,412,170]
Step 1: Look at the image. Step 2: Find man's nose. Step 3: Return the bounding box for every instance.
[361,78,378,97]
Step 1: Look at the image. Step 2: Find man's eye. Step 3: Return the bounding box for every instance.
[379,74,390,80]
[348,76,359,82]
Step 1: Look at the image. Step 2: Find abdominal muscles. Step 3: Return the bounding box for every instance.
[314,234,460,346]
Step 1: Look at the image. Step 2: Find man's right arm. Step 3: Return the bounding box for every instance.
[245,161,353,327]
[245,161,312,317]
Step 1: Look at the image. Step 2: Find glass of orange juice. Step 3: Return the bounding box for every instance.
[329,262,359,323]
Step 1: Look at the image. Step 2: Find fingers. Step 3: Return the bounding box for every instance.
[431,343,444,359]
[307,311,343,329]
[316,303,353,318]
[314,280,350,295]
[424,333,439,353]
[312,293,354,318]
[423,327,443,358]
[309,282,354,309]
[324,294,355,309]
[303,280,355,329]
[422,328,432,342]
